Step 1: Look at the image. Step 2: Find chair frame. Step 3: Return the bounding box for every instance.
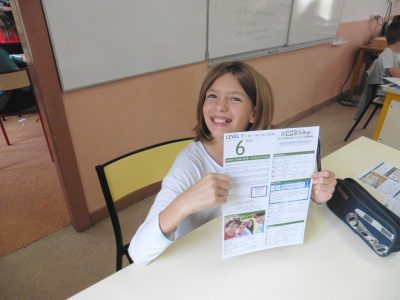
[0,68,30,90]
[0,68,54,161]
[95,137,193,271]
[344,84,383,142]
[0,68,32,145]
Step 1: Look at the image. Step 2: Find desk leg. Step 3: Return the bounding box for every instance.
[37,109,54,162]
[372,94,392,140]
[0,118,11,145]
[0,117,11,146]
[348,49,365,97]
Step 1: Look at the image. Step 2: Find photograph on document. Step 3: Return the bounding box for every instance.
[223,211,265,258]
[358,161,400,198]
[359,171,387,188]
[223,210,266,240]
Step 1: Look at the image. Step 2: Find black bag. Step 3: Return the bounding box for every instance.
[327,178,400,257]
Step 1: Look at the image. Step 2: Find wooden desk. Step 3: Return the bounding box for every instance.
[69,137,400,300]
[349,44,385,97]
[373,89,400,150]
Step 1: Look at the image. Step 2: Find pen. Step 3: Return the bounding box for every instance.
[317,138,321,172]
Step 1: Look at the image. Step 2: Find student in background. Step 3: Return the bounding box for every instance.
[0,1,22,54]
[355,21,400,119]
[0,46,22,69]
[129,61,337,265]
[377,21,400,78]
[0,47,34,114]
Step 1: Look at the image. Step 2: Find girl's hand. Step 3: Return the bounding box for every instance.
[179,173,230,215]
[159,173,229,236]
[310,170,336,204]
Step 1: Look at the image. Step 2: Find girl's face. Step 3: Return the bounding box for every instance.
[203,73,256,141]
[237,223,246,234]
[225,222,238,237]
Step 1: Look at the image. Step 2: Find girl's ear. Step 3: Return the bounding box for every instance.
[249,107,256,124]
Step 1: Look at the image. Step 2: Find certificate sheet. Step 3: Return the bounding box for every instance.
[222,126,319,259]
[357,161,400,217]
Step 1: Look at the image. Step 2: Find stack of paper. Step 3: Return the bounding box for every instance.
[384,77,400,86]
[381,83,400,94]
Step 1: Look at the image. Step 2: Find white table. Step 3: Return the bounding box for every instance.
[373,87,400,150]
[70,137,400,300]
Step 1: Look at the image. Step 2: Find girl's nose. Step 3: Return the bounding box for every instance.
[215,98,228,111]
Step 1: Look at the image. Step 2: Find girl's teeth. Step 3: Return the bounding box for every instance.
[212,117,231,123]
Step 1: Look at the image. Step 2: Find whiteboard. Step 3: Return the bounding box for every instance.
[41,0,207,91]
[288,0,344,45]
[208,0,292,59]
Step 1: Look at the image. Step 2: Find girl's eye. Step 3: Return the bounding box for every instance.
[206,93,217,99]
[231,97,241,102]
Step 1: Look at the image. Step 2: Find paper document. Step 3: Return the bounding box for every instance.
[381,82,400,94]
[384,77,400,87]
[357,161,400,217]
[222,126,319,259]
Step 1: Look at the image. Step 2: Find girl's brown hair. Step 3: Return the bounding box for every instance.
[194,61,274,141]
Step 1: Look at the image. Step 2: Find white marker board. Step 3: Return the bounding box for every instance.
[42,0,207,91]
[42,0,344,90]
[288,0,345,46]
[208,0,344,61]
[208,0,292,59]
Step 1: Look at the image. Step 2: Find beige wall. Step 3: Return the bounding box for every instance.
[62,20,374,213]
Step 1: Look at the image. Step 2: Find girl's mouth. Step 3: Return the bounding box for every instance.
[211,117,232,124]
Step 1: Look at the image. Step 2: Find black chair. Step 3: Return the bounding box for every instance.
[95,137,192,271]
[0,68,37,145]
[344,84,384,142]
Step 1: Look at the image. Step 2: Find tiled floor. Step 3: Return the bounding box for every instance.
[290,100,377,157]
[0,114,69,257]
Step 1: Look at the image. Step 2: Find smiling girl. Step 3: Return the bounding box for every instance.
[129,61,336,265]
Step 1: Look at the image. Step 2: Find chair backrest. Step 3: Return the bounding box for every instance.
[97,137,193,203]
[366,56,382,84]
[95,137,193,266]
[0,68,30,91]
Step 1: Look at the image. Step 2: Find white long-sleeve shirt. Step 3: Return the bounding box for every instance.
[128,141,223,265]
[380,47,400,75]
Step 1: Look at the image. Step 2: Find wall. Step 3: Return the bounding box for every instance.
[25,0,400,219]
[64,18,378,213]
[341,0,397,22]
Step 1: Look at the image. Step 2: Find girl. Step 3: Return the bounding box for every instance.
[129,61,336,265]
[245,218,254,234]
[224,218,239,240]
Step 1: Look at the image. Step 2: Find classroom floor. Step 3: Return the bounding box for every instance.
[0,100,378,300]
[0,114,70,257]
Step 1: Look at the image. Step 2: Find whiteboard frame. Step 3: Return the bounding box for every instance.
[207,39,332,65]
